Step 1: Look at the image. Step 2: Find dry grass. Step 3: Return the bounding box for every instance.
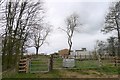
[52,69,119,78]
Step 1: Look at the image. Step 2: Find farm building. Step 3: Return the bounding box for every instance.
[70,48,92,59]
[58,49,69,58]
[58,48,92,59]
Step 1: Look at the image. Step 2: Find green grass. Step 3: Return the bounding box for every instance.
[75,60,99,69]
[30,66,48,71]
[74,60,118,75]
[96,66,118,75]
[31,61,48,64]
[3,67,119,78]
[53,58,63,68]
[3,70,62,78]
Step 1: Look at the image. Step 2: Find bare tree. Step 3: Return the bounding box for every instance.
[102,1,120,57]
[0,0,5,6]
[96,40,106,66]
[29,23,51,55]
[60,13,81,55]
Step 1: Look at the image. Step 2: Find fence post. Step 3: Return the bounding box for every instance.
[89,55,91,60]
[29,59,31,73]
[49,54,53,71]
[75,55,76,59]
[85,55,86,60]
[80,54,81,61]
[26,58,29,73]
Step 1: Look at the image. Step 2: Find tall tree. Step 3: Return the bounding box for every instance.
[60,13,81,55]
[102,1,120,57]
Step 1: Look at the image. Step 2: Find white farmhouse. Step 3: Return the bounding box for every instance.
[70,48,92,59]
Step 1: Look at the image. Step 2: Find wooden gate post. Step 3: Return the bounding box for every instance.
[49,54,53,71]
[26,58,29,73]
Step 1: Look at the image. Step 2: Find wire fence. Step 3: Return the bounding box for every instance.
[52,54,116,70]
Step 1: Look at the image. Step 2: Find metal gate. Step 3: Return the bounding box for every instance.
[29,55,49,73]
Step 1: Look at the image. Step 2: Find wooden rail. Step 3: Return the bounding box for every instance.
[18,58,29,73]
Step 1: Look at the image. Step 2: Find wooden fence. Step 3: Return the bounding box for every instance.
[68,54,112,60]
[19,54,118,73]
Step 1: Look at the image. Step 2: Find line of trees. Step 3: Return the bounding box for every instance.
[94,36,118,66]
[94,1,120,58]
[95,37,118,57]
[0,0,51,71]
[102,1,120,57]
[92,1,120,66]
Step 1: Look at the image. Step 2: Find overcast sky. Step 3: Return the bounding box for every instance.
[27,0,117,54]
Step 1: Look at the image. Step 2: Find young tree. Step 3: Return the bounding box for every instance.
[60,13,81,55]
[96,40,106,66]
[102,1,120,57]
[30,23,51,55]
[97,41,106,55]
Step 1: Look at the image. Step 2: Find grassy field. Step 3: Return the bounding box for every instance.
[2,55,119,78]
[2,66,118,78]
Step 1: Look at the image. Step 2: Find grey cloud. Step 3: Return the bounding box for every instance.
[28,1,112,54]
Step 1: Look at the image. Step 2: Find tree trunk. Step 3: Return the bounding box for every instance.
[68,38,72,55]
[36,47,39,56]
[49,54,53,71]
[68,44,72,55]
[117,29,120,57]
[98,54,102,67]
[115,17,120,57]
[2,37,7,71]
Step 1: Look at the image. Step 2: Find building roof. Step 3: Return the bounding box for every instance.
[75,48,87,52]
[75,50,84,52]
[58,49,69,55]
